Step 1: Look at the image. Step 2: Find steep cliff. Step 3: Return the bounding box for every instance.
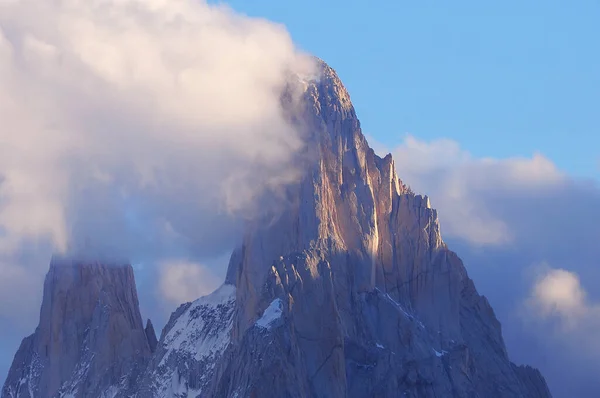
[211,60,552,397]
[2,257,152,398]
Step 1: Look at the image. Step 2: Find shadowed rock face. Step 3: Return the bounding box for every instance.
[2,60,552,398]
[2,258,152,398]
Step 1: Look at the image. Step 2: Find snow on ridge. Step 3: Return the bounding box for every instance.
[194,283,236,307]
[147,283,237,397]
[160,283,236,366]
[256,298,284,329]
[99,386,119,398]
[433,348,448,358]
[375,288,425,329]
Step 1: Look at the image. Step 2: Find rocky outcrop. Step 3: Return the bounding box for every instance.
[1,257,152,398]
[513,365,554,398]
[145,320,158,353]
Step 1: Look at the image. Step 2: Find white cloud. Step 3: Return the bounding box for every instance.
[530,268,586,321]
[525,266,600,347]
[159,260,221,304]
[0,0,315,325]
[391,135,565,246]
[518,265,600,397]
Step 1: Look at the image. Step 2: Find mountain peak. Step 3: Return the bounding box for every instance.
[2,259,152,398]
[312,58,353,107]
[221,60,552,397]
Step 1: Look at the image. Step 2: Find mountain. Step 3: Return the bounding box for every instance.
[1,257,153,398]
[2,60,552,398]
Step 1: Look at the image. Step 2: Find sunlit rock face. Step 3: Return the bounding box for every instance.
[220,60,552,398]
[2,60,552,398]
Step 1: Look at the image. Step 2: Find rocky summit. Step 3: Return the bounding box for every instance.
[2,257,153,398]
[2,60,552,398]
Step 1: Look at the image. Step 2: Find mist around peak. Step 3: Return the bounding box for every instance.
[0,0,319,322]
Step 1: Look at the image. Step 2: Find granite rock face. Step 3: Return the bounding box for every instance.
[2,257,152,398]
[216,60,552,398]
[2,60,552,397]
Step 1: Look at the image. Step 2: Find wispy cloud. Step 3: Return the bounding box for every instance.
[524,265,600,352]
[158,259,222,305]
[391,134,564,246]
[0,0,314,377]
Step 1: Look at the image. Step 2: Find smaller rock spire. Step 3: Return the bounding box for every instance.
[145,319,158,353]
[2,259,152,398]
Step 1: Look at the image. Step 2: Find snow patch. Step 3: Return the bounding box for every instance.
[256,298,284,329]
[433,349,448,358]
[150,284,236,398]
[160,284,236,366]
[100,386,119,398]
[375,288,425,328]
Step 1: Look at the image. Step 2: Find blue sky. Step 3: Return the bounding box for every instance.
[216,0,599,179]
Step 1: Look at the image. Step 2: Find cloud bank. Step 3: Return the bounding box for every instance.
[523,265,600,384]
[159,259,223,305]
[0,0,313,287]
[388,135,600,397]
[0,0,314,377]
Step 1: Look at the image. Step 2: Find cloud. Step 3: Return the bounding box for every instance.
[392,135,565,246]
[530,268,587,322]
[158,260,222,305]
[0,0,317,381]
[0,0,315,322]
[519,266,600,397]
[525,266,600,351]
[387,135,600,397]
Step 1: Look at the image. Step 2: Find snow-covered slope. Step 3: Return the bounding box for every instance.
[135,284,236,398]
[255,299,283,329]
